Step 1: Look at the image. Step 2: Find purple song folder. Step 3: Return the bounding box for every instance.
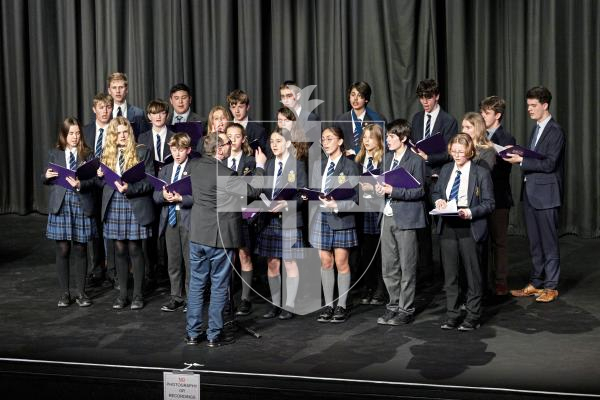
[359,169,381,186]
[301,183,356,201]
[376,167,421,189]
[47,158,101,190]
[167,122,204,148]
[100,161,146,191]
[145,173,192,196]
[497,144,544,160]
[272,185,298,201]
[408,133,446,154]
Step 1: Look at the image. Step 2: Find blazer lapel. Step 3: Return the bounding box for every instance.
[467,164,477,206]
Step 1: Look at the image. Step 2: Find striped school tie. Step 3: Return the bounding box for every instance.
[352,109,363,152]
[168,164,182,227]
[69,151,77,171]
[230,158,237,172]
[449,170,461,202]
[425,113,432,138]
[95,128,104,158]
[366,157,374,172]
[175,115,183,124]
[119,151,125,173]
[324,161,335,194]
[272,161,283,199]
[156,134,162,161]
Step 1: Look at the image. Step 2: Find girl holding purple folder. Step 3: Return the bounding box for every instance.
[91,116,154,310]
[43,117,96,308]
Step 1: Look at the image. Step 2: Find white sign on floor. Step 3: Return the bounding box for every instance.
[164,371,200,400]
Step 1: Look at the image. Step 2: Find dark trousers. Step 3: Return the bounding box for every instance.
[488,208,510,286]
[417,176,436,283]
[165,211,190,301]
[440,218,483,322]
[523,190,560,289]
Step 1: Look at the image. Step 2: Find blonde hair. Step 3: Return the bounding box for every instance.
[355,123,384,166]
[447,133,476,159]
[207,105,233,133]
[101,116,140,170]
[463,112,493,149]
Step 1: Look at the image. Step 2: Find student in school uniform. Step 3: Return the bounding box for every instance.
[432,133,495,331]
[255,128,307,320]
[137,99,175,291]
[277,107,309,165]
[83,92,114,286]
[91,116,155,310]
[333,81,386,158]
[279,80,320,123]
[479,96,516,296]
[106,72,148,136]
[227,89,267,155]
[374,120,426,325]
[310,126,359,323]
[354,123,387,306]
[153,133,194,312]
[225,123,257,316]
[43,117,97,308]
[461,112,496,171]
[168,83,203,125]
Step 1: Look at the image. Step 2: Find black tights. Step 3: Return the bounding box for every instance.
[55,240,87,295]
[114,239,144,300]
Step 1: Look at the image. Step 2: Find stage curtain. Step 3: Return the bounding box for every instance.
[0,0,598,237]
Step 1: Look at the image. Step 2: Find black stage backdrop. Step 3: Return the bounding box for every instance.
[0,0,598,237]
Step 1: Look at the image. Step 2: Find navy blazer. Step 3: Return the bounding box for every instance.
[309,155,359,230]
[137,129,175,171]
[489,125,516,209]
[83,122,98,152]
[167,110,202,125]
[231,153,256,176]
[380,150,427,230]
[253,157,307,228]
[333,109,386,153]
[95,146,155,226]
[152,161,193,237]
[411,108,458,172]
[124,103,151,138]
[43,148,96,217]
[188,157,242,248]
[520,118,566,210]
[432,161,495,242]
[245,121,268,156]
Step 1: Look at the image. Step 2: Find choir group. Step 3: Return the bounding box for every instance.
[43,72,566,347]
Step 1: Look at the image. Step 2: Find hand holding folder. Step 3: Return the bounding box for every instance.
[300,183,356,202]
[146,173,192,196]
[407,133,446,154]
[494,144,544,160]
[47,158,100,190]
[99,161,146,192]
[365,167,421,189]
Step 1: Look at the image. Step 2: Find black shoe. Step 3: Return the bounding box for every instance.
[131,296,144,310]
[57,293,71,308]
[207,333,235,348]
[75,293,93,307]
[262,306,281,319]
[317,306,334,323]
[112,297,128,309]
[458,320,481,331]
[390,312,414,325]
[236,299,252,316]
[370,296,386,306]
[441,318,459,330]
[86,273,104,287]
[360,295,372,305]
[161,299,185,312]
[377,309,398,325]
[185,333,206,345]
[331,306,349,323]
[278,309,294,320]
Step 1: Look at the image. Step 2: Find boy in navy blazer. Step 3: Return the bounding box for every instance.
[107,72,149,137]
[227,89,267,155]
[168,83,203,124]
[154,133,194,312]
[505,86,565,303]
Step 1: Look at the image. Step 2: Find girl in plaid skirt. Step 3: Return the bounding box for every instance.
[309,127,359,323]
[93,117,154,310]
[44,117,96,308]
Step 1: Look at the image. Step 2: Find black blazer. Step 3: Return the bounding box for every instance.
[83,122,98,152]
[42,148,96,216]
[253,157,307,228]
[309,155,359,230]
[380,150,427,230]
[411,108,458,173]
[520,118,566,210]
[246,121,268,156]
[333,109,386,153]
[231,153,256,176]
[188,157,242,248]
[152,161,194,237]
[432,161,495,242]
[489,125,516,209]
[125,103,151,138]
[137,129,175,165]
[92,146,155,226]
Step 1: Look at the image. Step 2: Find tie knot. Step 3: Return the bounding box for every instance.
[368,156,373,161]
[456,170,462,176]
[427,113,431,119]
[279,161,283,168]
[99,128,104,133]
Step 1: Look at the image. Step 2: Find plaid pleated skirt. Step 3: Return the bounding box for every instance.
[47,190,97,243]
[256,217,304,260]
[310,211,358,250]
[103,191,152,240]
[362,211,381,235]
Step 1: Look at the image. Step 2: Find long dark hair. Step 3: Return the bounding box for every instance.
[55,117,91,161]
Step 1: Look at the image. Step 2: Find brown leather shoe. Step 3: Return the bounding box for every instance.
[510,283,543,297]
[536,289,559,303]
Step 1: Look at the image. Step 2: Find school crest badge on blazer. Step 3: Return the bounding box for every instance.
[288,170,296,183]
[243,167,251,175]
[338,173,346,185]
